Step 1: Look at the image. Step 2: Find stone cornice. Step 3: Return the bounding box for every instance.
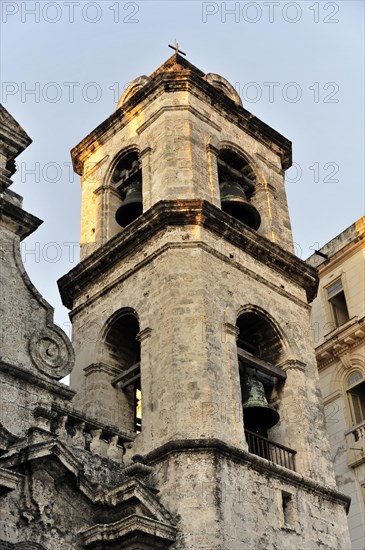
[306,217,364,274]
[0,197,42,239]
[84,362,121,378]
[0,425,18,456]
[0,467,24,495]
[81,514,177,547]
[223,322,240,338]
[143,438,351,512]
[0,105,32,165]
[278,359,307,372]
[68,241,310,319]
[0,438,176,545]
[0,360,76,400]
[315,238,364,276]
[315,316,365,368]
[71,65,292,175]
[58,200,318,310]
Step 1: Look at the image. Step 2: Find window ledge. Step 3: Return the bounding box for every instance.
[323,316,359,339]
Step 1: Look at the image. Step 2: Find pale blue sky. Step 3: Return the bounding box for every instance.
[1,0,364,334]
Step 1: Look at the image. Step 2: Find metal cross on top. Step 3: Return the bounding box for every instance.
[168,41,186,56]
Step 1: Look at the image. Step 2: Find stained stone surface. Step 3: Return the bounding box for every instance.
[0,56,352,548]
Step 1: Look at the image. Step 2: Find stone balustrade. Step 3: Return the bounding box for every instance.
[33,404,135,463]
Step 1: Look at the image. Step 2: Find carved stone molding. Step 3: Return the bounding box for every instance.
[122,462,153,479]
[316,316,365,368]
[338,352,353,370]
[278,359,306,372]
[140,146,152,159]
[84,362,121,378]
[59,200,318,309]
[137,327,152,342]
[29,327,74,379]
[223,322,239,339]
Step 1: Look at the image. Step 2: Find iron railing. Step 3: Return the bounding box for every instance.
[245,429,296,471]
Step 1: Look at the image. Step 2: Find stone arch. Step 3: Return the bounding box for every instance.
[105,146,143,228]
[343,360,365,427]
[330,353,365,396]
[105,145,141,187]
[350,353,365,371]
[235,306,284,441]
[97,307,142,432]
[215,143,261,230]
[236,303,294,365]
[217,140,260,187]
[98,307,140,369]
[235,305,300,465]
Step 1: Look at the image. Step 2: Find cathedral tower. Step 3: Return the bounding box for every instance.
[58,54,351,548]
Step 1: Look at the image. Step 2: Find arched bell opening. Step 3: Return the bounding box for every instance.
[236,311,283,438]
[103,310,142,433]
[236,310,297,470]
[236,309,297,471]
[111,150,143,228]
[218,149,261,231]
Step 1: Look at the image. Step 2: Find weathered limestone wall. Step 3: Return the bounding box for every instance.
[0,457,95,549]
[77,84,294,260]
[0,208,74,439]
[149,450,351,550]
[69,223,333,486]
[0,371,73,439]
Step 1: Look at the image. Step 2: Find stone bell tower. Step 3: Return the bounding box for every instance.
[59,54,351,548]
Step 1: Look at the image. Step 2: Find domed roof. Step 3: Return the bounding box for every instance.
[116,76,151,110]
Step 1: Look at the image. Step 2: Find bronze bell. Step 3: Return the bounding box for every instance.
[115,181,143,227]
[220,179,261,230]
[242,374,280,432]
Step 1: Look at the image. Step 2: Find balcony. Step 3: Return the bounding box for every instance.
[345,420,365,467]
[245,430,297,471]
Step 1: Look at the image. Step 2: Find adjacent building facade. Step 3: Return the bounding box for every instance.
[0,54,353,548]
[307,218,365,549]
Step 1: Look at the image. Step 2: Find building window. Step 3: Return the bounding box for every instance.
[112,150,143,228]
[346,371,365,427]
[326,278,349,328]
[281,491,295,528]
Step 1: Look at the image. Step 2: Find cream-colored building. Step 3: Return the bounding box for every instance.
[307,217,365,549]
